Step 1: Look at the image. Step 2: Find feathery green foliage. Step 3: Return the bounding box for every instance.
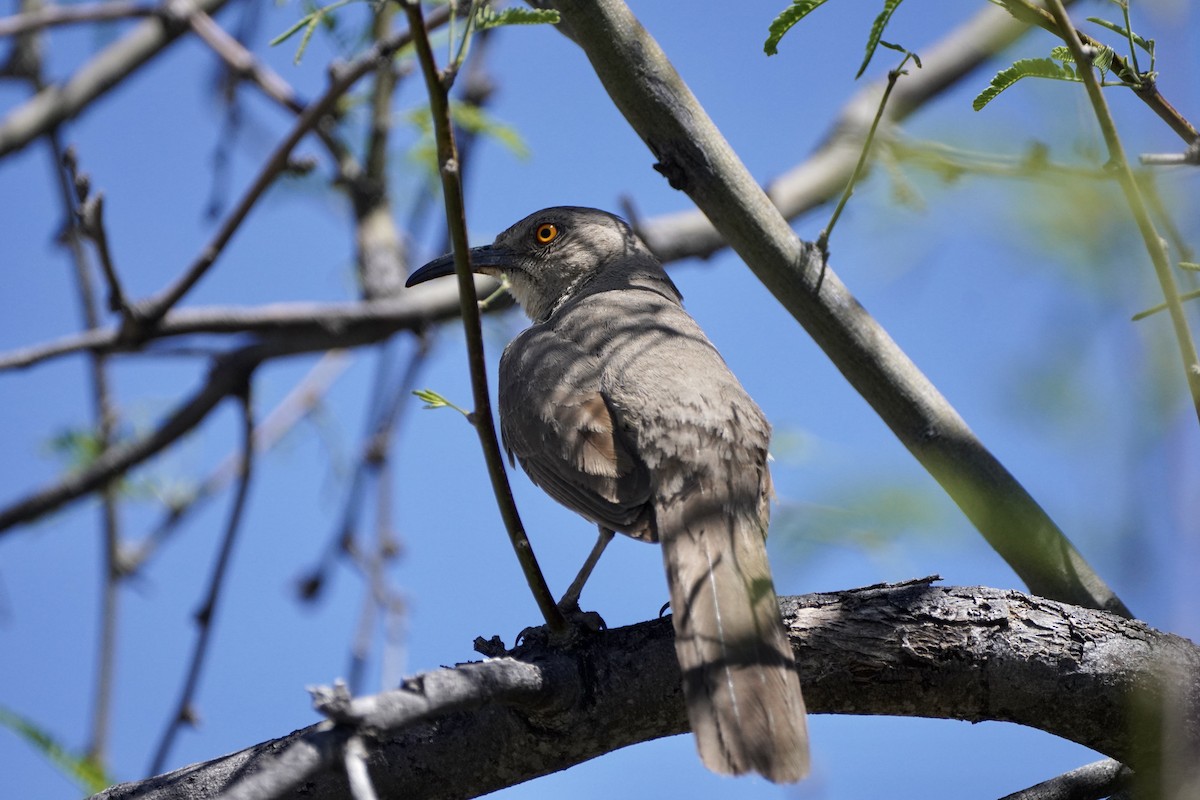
[474,6,560,31]
[857,0,905,78]
[1086,16,1153,57]
[270,0,360,64]
[973,58,1081,112]
[764,0,908,80]
[413,389,471,417]
[763,0,829,56]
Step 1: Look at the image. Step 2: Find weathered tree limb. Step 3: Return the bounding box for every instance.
[998,758,1131,800]
[92,584,1199,800]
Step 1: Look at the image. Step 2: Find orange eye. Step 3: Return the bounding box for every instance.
[534,223,558,244]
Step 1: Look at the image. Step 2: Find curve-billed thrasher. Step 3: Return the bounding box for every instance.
[406,207,809,782]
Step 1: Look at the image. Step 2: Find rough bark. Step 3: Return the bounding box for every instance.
[93,584,1200,800]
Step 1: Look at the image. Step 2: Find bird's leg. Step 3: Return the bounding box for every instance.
[557,527,615,612]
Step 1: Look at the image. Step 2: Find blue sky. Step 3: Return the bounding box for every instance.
[1,1,1198,798]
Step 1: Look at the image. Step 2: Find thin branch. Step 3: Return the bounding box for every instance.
[818,49,918,258]
[126,351,352,573]
[122,5,453,337]
[0,0,234,158]
[0,284,491,373]
[93,585,1200,800]
[350,0,408,302]
[342,736,379,800]
[0,339,278,534]
[0,1,157,39]
[77,192,131,315]
[148,388,257,775]
[539,0,1130,617]
[337,343,426,694]
[186,7,306,115]
[50,126,125,770]
[1045,0,1200,424]
[996,0,1198,145]
[401,0,563,631]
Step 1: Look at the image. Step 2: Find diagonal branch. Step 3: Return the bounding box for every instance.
[538,0,1130,618]
[0,332,347,534]
[148,389,258,775]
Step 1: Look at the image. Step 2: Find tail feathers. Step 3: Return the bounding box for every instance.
[658,496,809,783]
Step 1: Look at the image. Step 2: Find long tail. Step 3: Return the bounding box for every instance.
[658,491,809,783]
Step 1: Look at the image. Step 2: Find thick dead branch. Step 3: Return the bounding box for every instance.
[93,585,1200,800]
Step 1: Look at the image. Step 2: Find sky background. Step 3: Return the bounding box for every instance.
[1,1,1199,798]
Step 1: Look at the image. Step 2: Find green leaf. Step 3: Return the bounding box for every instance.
[406,101,530,168]
[413,389,470,417]
[270,0,358,64]
[972,58,1081,112]
[448,101,530,159]
[1086,16,1154,55]
[475,7,560,31]
[1052,44,1116,75]
[763,0,829,56]
[857,0,905,79]
[0,706,111,794]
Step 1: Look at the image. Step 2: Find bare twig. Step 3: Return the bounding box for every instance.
[338,343,426,694]
[45,103,125,771]
[401,0,563,631]
[0,1,157,38]
[0,0,233,158]
[0,282,492,373]
[818,49,919,258]
[77,192,131,315]
[148,388,257,775]
[342,736,379,800]
[187,7,306,115]
[126,351,352,573]
[351,0,408,302]
[0,338,282,533]
[123,5,453,338]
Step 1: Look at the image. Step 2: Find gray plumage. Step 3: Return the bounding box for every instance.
[406,206,809,782]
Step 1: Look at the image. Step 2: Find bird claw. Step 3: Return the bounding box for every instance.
[515,605,606,650]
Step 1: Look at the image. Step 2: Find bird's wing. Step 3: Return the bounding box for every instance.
[499,327,654,538]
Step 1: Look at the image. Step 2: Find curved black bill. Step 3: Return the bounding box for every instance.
[404,244,512,288]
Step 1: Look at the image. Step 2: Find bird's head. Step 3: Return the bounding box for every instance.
[405,206,661,322]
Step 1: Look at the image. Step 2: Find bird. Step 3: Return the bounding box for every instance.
[405,206,809,782]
